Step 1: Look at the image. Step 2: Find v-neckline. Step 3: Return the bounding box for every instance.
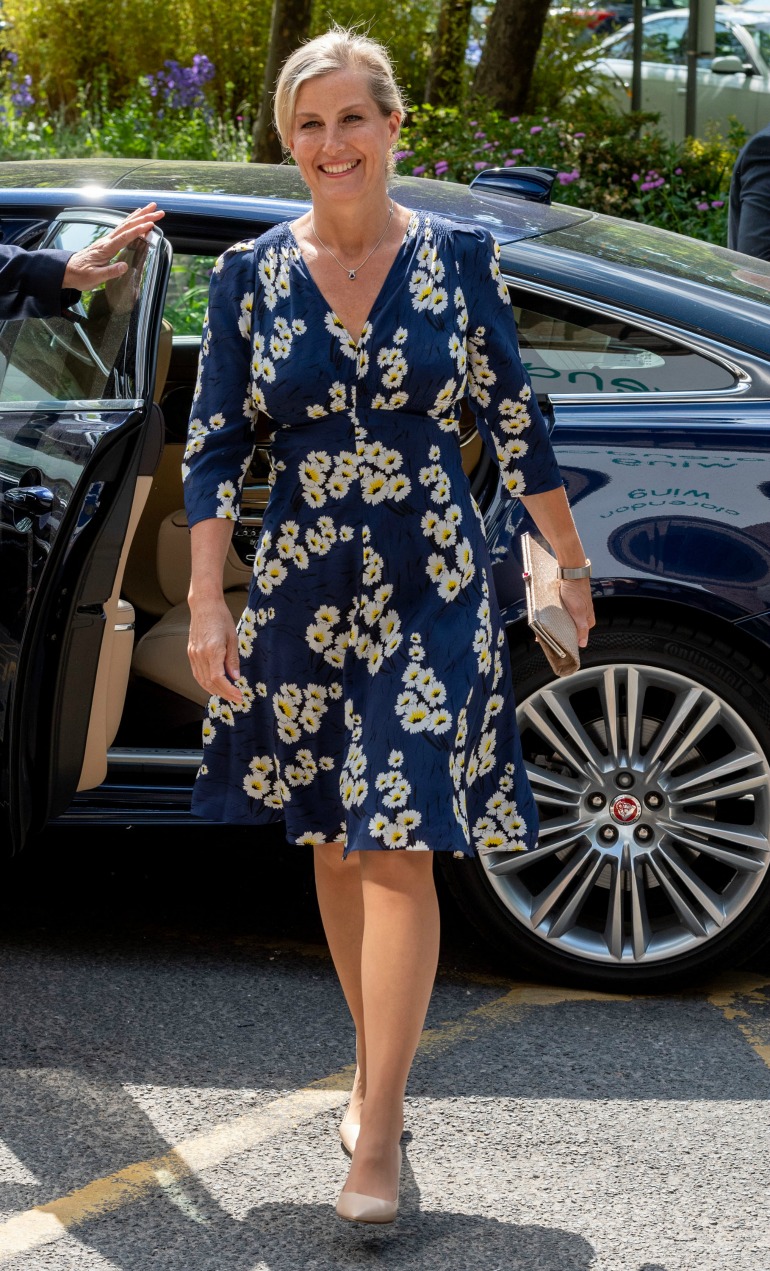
[286,211,419,349]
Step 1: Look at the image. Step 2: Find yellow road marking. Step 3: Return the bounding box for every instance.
[0,971,765,1262]
[705,973,770,1070]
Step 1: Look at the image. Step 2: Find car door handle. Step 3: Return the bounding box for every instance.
[5,485,55,516]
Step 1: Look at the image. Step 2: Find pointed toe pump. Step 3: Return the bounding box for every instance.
[335,1146,401,1225]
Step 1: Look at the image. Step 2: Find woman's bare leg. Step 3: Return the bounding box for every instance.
[341,850,440,1202]
[313,843,367,1125]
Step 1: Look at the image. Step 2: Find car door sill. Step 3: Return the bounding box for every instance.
[107,747,203,769]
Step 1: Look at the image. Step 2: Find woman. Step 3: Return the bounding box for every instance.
[183,29,594,1225]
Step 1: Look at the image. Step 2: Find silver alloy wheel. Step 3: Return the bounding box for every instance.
[481,663,770,965]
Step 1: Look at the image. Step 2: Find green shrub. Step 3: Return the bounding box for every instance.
[0,79,251,162]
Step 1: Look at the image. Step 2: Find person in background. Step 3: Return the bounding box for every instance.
[0,203,165,321]
[728,123,770,261]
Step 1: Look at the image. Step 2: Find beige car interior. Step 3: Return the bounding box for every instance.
[77,319,485,792]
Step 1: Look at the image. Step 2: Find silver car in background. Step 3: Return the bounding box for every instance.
[594,6,770,139]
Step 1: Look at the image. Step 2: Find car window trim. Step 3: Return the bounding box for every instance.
[0,399,143,413]
[502,270,753,403]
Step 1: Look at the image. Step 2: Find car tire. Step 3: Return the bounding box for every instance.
[437,611,770,991]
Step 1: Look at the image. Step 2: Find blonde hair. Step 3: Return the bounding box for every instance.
[274,27,407,164]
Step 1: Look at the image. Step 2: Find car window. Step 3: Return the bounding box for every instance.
[163,253,217,335]
[606,15,688,63]
[748,22,770,66]
[699,21,746,67]
[0,221,151,404]
[510,289,736,395]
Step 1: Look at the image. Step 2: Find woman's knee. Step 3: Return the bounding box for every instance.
[358,849,436,893]
[313,841,356,876]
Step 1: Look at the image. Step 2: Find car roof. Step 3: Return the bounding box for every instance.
[0,158,591,246]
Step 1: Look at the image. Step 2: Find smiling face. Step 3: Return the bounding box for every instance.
[288,68,401,205]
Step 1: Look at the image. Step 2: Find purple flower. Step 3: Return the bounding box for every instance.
[696,201,709,211]
[474,161,489,170]
[393,149,414,161]
[504,158,518,167]
[675,167,683,175]
[146,53,215,110]
[574,131,585,139]
[11,73,34,113]
[631,173,640,182]
[640,178,665,192]
[412,164,426,176]
[511,148,525,156]
[1,53,35,114]
[474,130,486,139]
[509,116,519,123]
[711,199,724,209]
[530,125,542,134]
[557,168,580,185]
[434,160,449,175]
[483,141,496,150]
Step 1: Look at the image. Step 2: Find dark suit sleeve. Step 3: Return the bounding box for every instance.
[729,128,770,262]
[0,243,80,320]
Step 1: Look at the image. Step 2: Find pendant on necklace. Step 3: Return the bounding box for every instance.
[348,271,356,280]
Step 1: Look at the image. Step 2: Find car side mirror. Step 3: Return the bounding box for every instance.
[710,54,747,74]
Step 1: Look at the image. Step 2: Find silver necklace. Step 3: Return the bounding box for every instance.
[311,199,394,280]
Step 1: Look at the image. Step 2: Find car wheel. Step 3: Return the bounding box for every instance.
[439,613,770,990]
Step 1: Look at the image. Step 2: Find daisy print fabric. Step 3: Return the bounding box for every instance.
[183,213,563,857]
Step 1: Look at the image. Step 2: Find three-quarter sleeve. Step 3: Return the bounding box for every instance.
[182,243,258,527]
[458,226,563,499]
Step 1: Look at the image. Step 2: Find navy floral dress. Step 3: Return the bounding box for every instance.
[183,211,563,857]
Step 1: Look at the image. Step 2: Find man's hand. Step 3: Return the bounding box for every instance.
[62,203,165,291]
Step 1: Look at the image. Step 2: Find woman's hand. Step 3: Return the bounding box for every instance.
[559,577,595,648]
[188,595,243,704]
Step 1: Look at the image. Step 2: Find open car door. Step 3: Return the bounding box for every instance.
[0,208,171,854]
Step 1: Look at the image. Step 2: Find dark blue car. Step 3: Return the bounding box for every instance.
[2,158,770,990]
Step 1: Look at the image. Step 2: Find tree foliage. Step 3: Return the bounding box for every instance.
[3,0,272,114]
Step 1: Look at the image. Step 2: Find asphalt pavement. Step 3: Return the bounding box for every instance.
[0,825,768,1270]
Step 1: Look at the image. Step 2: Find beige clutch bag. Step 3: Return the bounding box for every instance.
[521,532,580,677]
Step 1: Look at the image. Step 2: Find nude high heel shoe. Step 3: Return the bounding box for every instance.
[335,1145,402,1225]
[339,1116,360,1156]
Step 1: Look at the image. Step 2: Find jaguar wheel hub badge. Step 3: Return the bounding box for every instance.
[610,794,642,824]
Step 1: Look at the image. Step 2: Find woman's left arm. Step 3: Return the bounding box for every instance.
[460,226,595,645]
[520,486,595,648]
